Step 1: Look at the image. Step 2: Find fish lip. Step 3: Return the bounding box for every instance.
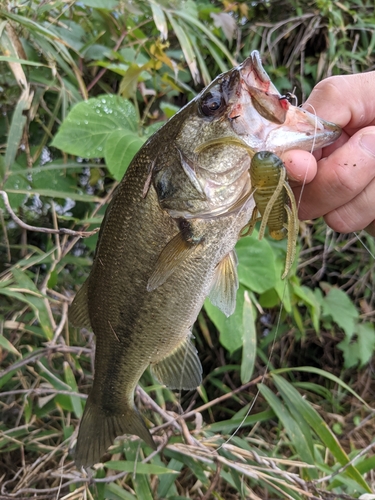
[265,106,342,152]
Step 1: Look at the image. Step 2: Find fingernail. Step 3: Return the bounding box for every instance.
[360,134,375,157]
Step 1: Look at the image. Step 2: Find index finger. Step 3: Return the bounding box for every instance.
[303,71,375,132]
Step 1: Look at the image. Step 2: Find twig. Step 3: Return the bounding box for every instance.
[314,440,375,484]
[86,29,127,92]
[201,460,221,500]
[0,191,99,238]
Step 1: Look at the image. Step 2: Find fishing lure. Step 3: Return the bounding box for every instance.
[244,151,299,279]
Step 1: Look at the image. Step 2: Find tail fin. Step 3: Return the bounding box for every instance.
[74,394,156,468]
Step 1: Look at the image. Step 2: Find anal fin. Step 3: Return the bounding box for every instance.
[69,280,91,329]
[151,336,202,390]
[208,250,239,317]
[147,231,200,292]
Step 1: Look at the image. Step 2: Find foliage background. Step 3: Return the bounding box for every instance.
[0,0,375,499]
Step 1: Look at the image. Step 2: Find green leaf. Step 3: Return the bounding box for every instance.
[241,291,257,383]
[6,188,102,202]
[0,56,48,66]
[119,61,153,99]
[0,334,21,357]
[51,95,139,159]
[107,460,178,475]
[2,171,29,207]
[206,409,274,433]
[160,101,180,118]
[104,483,136,500]
[104,129,145,180]
[74,0,119,9]
[150,3,168,40]
[273,365,372,408]
[204,285,245,354]
[272,374,371,493]
[63,362,83,418]
[293,284,321,333]
[320,285,358,338]
[236,236,277,294]
[258,384,317,472]
[4,88,31,174]
[337,322,375,368]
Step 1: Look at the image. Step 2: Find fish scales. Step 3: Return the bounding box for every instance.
[69,51,341,468]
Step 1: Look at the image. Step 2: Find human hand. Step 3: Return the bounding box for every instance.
[281,72,375,236]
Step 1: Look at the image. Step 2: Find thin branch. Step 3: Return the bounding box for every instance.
[0,191,99,238]
[314,440,375,484]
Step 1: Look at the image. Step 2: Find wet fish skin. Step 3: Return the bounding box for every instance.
[69,51,341,468]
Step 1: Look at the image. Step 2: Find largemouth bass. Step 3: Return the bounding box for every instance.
[69,51,341,468]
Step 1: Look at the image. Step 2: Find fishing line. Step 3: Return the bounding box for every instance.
[216,97,320,450]
[354,231,375,260]
[297,103,318,210]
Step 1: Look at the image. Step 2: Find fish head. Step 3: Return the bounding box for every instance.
[176,50,341,156]
[154,51,341,218]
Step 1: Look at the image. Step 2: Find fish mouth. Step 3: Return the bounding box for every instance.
[231,51,342,153]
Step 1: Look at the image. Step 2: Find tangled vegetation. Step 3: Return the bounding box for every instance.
[0,1,375,498]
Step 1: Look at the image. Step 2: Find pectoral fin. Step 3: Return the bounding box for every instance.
[147,231,200,292]
[69,280,91,329]
[208,251,239,317]
[151,336,202,390]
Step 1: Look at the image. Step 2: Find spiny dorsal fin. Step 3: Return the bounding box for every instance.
[69,280,91,329]
[151,336,202,390]
[208,250,239,317]
[147,231,200,292]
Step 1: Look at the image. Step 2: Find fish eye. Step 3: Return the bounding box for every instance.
[200,90,224,117]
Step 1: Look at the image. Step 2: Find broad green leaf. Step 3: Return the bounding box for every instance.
[320,285,358,338]
[236,236,277,294]
[241,291,257,383]
[31,167,76,192]
[104,129,145,180]
[107,461,178,475]
[272,374,371,493]
[2,172,29,207]
[293,284,321,332]
[51,95,139,159]
[337,322,375,368]
[204,285,245,354]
